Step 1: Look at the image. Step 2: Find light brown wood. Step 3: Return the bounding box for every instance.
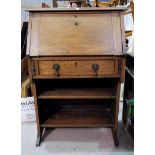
[130,0,134,21]
[38,88,115,99]
[38,59,116,77]
[31,56,122,61]
[21,77,31,97]
[30,13,40,56]
[111,13,122,55]
[121,57,126,82]
[125,31,132,37]
[120,13,127,54]
[93,0,118,7]
[29,12,122,56]
[32,83,41,134]
[34,61,39,76]
[26,8,126,146]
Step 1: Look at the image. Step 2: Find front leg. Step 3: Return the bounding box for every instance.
[36,133,41,146]
[36,127,43,147]
[111,128,119,146]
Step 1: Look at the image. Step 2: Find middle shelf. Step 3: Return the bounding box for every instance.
[38,88,115,99]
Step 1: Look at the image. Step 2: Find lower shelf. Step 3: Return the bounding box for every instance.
[41,109,114,128]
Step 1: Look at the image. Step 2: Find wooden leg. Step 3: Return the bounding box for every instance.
[111,128,119,146]
[36,133,41,147]
[36,127,43,147]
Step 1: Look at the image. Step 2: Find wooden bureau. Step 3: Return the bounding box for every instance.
[26,7,126,146]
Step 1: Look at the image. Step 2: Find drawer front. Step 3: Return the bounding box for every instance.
[38,59,117,77]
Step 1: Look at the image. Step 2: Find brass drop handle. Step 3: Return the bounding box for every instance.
[92,64,99,76]
[53,64,60,76]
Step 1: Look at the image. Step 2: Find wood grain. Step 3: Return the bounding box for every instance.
[121,57,126,82]
[30,13,40,56]
[29,12,123,56]
[31,56,122,61]
[32,83,41,134]
[120,13,127,54]
[38,59,116,77]
[26,8,126,146]
[111,13,122,55]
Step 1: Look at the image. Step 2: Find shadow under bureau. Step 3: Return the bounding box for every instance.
[26,8,127,146]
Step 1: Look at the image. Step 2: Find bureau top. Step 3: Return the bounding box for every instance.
[26,8,127,57]
[26,7,127,12]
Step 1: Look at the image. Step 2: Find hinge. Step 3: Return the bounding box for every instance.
[118,59,122,75]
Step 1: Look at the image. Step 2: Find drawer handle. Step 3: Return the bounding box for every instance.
[53,64,60,76]
[92,64,99,76]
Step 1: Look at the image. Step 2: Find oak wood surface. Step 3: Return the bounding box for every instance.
[32,83,41,134]
[38,59,116,77]
[30,13,40,56]
[120,13,127,54]
[31,56,123,61]
[121,57,126,82]
[26,8,126,146]
[28,12,122,56]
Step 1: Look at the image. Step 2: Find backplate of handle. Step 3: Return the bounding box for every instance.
[92,64,99,76]
[53,64,60,76]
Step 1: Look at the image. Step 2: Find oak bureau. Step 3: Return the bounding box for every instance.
[26,7,127,146]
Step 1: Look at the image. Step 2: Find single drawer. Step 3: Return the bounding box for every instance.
[38,59,118,78]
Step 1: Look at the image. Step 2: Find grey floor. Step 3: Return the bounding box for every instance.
[21,102,134,155]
